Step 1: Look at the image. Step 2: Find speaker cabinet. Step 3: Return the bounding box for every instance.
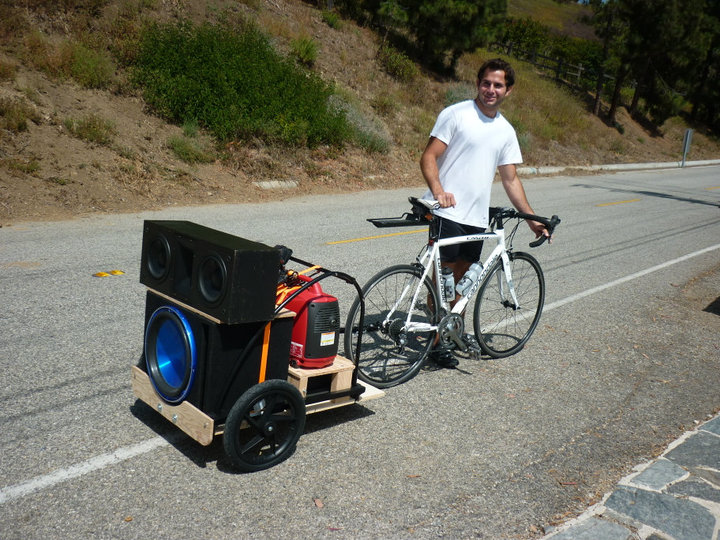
[142,291,293,420]
[140,220,280,324]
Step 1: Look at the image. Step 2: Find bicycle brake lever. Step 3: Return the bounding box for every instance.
[528,215,561,248]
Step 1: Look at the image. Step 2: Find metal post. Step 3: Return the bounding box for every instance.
[682,128,694,167]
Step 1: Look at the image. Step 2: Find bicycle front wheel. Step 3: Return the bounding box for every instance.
[344,264,439,388]
[473,251,545,358]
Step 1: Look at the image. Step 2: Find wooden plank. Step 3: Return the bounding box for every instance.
[287,355,355,398]
[303,381,385,415]
[146,288,295,324]
[357,379,385,402]
[131,366,215,446]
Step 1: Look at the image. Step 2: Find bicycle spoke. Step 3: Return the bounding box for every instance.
[474,252,544,357]
[344,265,438,387]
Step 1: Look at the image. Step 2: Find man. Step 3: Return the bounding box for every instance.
[420,58,549,368]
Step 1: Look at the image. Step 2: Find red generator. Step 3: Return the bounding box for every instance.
[277,274,340,369]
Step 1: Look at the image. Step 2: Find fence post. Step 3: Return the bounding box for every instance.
[555,58,563,81]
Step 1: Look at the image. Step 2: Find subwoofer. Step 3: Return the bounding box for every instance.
[142,290,293,419]
[139,220,280,324]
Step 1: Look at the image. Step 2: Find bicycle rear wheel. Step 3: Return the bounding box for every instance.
[473,251,544,358]
[344,264,439,388]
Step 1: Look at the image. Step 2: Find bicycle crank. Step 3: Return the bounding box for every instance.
[437,313,466,351]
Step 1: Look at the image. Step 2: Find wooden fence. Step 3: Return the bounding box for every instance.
[490,41,616,94]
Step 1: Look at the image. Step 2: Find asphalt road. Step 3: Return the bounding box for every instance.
[1,166,719,539]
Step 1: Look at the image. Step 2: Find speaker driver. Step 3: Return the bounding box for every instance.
[198,254,227,305]
[146,235,172,281]
[145,305,198,403]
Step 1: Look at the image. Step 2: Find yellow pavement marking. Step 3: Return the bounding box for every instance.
[327,228,427,245]
[93,269,126,277]
[706,186,720,190]
[596,198,641,207]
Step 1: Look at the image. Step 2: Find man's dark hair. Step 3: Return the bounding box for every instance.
[477,58,516,88]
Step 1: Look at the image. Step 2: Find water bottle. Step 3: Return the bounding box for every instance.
[456,262,483,297]
[441,266,455,301]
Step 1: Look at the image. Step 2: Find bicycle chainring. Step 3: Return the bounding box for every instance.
[437,313,466,350]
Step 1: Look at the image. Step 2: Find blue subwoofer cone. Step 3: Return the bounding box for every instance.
[145,305,197,403]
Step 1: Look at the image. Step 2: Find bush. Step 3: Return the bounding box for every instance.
[63,114,116,145]
[321,10,342,29]
[132,21,352,147]
[0,97,40,132]
[377,44,418,82]
[290,36,318,67]
[64,41,115,88]
[168,135,215,164]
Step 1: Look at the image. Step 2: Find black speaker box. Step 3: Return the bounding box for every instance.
[139,220,280,324]
[142,291,293,420]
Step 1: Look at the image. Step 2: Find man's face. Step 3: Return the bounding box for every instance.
[476,69,512,114]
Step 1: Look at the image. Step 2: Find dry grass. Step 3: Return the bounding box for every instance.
[0,0,718,225]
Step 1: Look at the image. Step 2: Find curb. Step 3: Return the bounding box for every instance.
[518,159,720,177]
[542,412,720,540]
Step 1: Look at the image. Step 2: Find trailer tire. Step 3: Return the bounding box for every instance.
[224,380,306,472]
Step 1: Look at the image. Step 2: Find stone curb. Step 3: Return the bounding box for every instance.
[542,413,720,540]
[518,159,720,177]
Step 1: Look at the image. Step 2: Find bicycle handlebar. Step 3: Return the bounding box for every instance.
[370,198,561,247]
[409,198,560,248]
[489,207,561,247]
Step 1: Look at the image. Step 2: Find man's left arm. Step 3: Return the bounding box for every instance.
[498,164,549,239]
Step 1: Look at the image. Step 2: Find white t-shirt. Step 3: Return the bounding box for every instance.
[422,99,522,228]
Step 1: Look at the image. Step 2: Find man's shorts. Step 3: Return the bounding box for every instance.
[437,216,485,263]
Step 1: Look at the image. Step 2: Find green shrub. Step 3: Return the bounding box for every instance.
[321,10,342,29]
[2,158,40,175]
[0,97,40,132]
[182,118,199,138]
[132,21,352,147]
[63,114,116,145]
[168,135,215,164]
[65,41,115,88]
[377,44,418,82]
[329,94,390,153]
[290,36,318,67]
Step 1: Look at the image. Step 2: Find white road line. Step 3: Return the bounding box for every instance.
[0,437,169,505]
[544,243,720,313]
[1,243,719,506]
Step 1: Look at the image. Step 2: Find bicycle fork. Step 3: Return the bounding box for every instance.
[498,250,521,310]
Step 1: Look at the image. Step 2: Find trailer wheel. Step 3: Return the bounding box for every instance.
[223,380,306,472]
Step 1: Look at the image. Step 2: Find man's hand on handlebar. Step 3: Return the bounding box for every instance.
[528,219,552,244]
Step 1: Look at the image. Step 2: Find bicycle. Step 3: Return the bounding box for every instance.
[343,197,561,388]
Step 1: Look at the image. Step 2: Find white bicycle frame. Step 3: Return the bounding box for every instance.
[390,223,519,335]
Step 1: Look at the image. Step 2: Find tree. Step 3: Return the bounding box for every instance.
[403,0,507,73]
[590,0,717,128]
[689,1,720,131]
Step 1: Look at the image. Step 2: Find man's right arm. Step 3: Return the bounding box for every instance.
[420,137,455,208]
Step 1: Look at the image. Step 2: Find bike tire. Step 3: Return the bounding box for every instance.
[344,264,439,388]
[473,251,545,358]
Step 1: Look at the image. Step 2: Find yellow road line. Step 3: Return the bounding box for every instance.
[327,228,427,245]
[706,186,720,190]
[596,198,641,207]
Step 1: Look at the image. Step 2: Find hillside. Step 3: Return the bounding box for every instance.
[1,0,718,226]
